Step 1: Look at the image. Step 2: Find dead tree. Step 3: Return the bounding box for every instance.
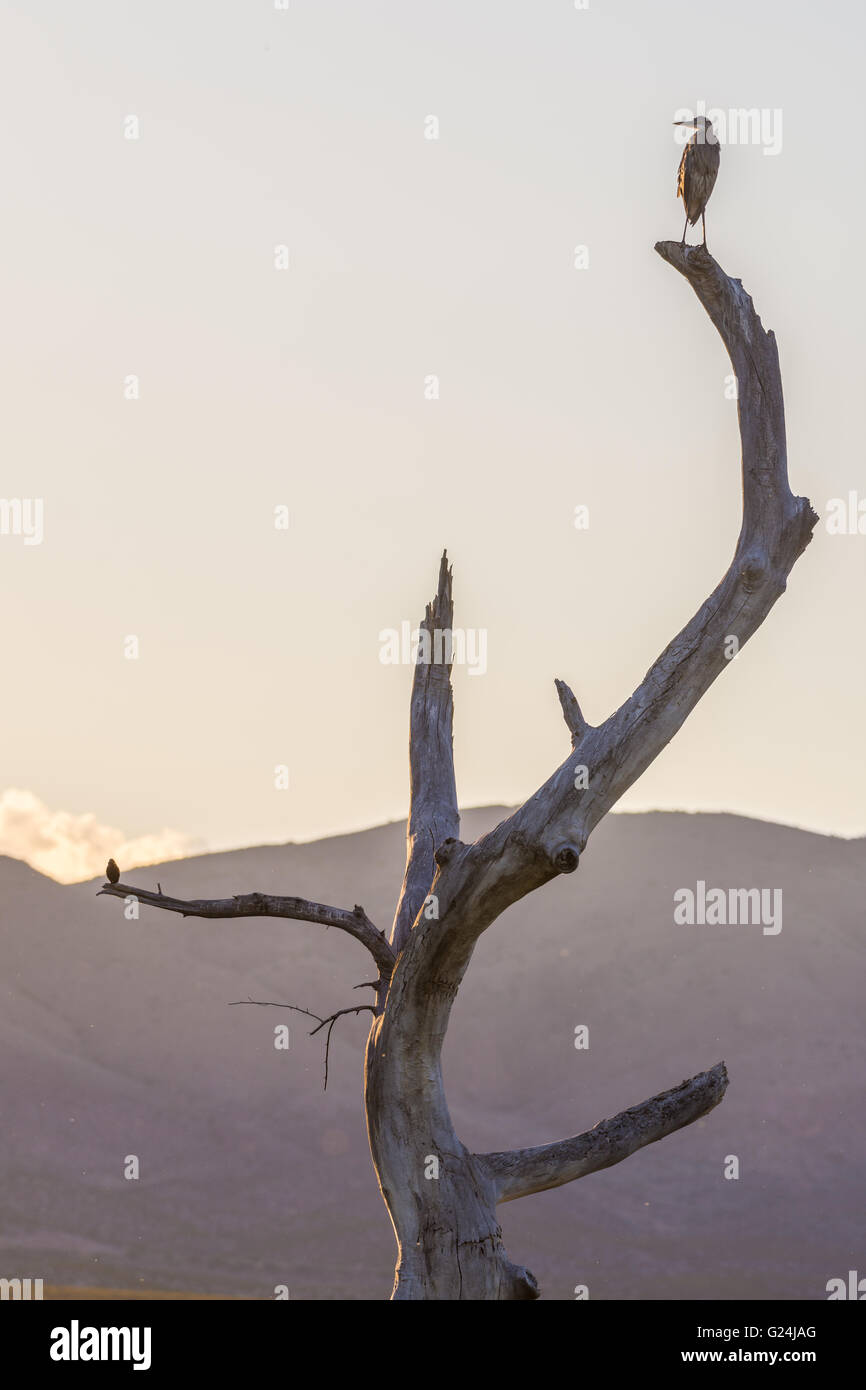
[100,244,816,1299]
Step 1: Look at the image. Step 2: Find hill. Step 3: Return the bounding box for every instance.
[0,809,862,1299]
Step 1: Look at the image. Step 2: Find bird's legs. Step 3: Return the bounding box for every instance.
[680,212,688,247]
[701,211,708,249]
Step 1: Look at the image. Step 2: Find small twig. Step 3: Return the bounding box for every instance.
[229,997,376,1090]
[554,677,588,744]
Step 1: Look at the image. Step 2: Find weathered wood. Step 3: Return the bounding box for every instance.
[389,551,460,955]
[99,245,815,1300]
[414,245,817,944]
[97,881,395,979]
[555,677,589,745]
[362,245,815,1299]
[479,1063,729,1202]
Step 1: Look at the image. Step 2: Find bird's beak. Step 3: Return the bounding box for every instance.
[673,120,697,127]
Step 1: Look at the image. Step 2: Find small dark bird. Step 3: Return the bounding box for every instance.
[675,115,720,249]
[106,858,120,884]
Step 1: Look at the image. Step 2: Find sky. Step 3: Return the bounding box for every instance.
[0,0,863,881]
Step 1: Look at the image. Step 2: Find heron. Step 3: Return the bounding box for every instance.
[675,115,720,249]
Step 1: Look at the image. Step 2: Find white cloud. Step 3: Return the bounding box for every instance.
[0,788,202,884]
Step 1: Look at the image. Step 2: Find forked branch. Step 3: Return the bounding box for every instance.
[418,245,817,945]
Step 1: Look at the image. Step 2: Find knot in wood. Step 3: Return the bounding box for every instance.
[552,844,580,874]
[740,556,767,593]
[434,837,458,867]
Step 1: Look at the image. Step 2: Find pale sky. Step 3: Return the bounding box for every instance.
[1,0,863,881]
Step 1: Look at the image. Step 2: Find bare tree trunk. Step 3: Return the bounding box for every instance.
[362,244,815,1299]
[100,244,816,1300]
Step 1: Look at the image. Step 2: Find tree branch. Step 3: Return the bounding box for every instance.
[375,249,814,1198]
[390,550,460,953]
[98,880,395,978]
[478,1062,728,1203]
[229,998,376,1091]
[418,246,817,945]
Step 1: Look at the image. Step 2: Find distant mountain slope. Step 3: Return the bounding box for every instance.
[0,810,862,1299]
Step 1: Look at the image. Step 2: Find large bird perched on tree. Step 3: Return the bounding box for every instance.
[675,115,720,249]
